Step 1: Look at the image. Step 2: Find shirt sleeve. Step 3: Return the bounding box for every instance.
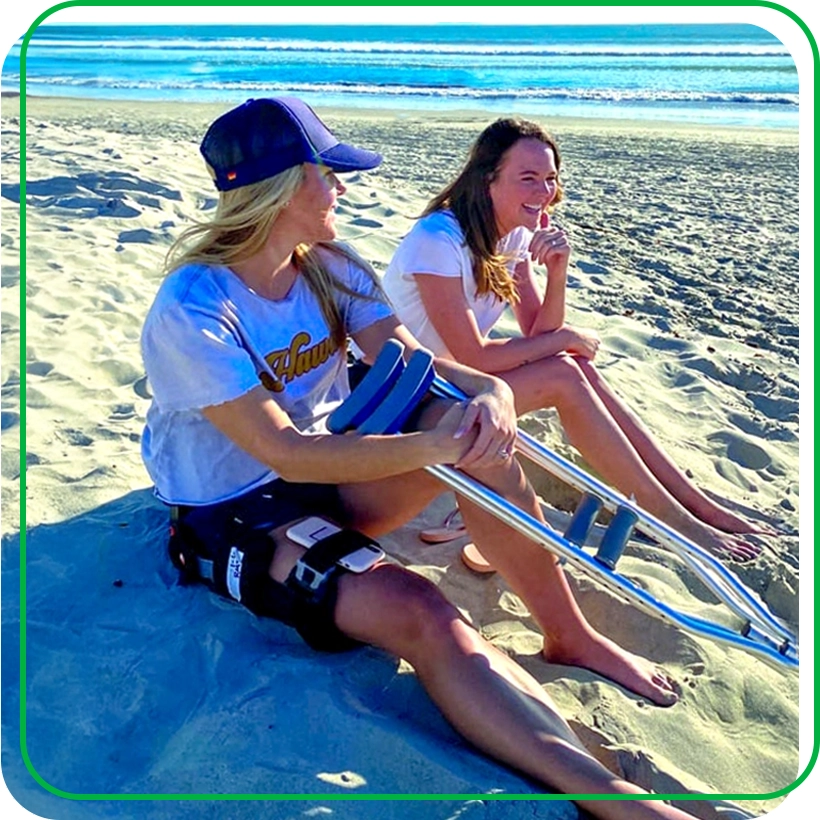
[345,262,393,334]
[141,299,261,413]
[400,219,465,278]
[328,251,395,335]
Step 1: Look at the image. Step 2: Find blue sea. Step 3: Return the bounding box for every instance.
[3,23,798,129]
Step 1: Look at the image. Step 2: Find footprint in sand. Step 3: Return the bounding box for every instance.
[708,430,771,471]
[108,403,136,421]
[748,392,799,424]
[1,410,19,431]
[1,266,20,288]
[60,428,94,447]
[117,229,157,244]
[726,411,797,444]
[99,359,143,387]
[574,259,609,275]
[133,375,152,400]
[99,198,141,218]
[26,361,54,377]
[346,200,380,211]
[86,171,182,202]
[349,217,382,229]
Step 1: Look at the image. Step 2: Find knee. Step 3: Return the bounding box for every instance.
[383,571,466,653]
[575,357,601,383]
[545,356,592,406]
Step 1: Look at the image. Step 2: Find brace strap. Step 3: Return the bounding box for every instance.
[287,529,377,598]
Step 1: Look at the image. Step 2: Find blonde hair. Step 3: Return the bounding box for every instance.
[165,165,386,348]
[423,118,563,304]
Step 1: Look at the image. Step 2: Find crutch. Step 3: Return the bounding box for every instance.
[328,340,798,671]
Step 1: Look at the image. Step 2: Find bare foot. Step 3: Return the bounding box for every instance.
[693,501,779,538]
[704,529,762,563]
[675,514,762,563]
[544,629,679,706]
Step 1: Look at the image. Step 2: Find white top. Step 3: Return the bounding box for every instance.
[141,246,393,506]
[383,210,531,356]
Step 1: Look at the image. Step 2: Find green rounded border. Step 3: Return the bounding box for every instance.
[13,0,816,807]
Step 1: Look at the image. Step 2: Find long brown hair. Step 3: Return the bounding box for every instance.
[423,118,563,303]
[164,165,385,349]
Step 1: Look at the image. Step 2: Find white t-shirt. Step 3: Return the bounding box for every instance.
[141,246,393,506]
[383,210,531,357]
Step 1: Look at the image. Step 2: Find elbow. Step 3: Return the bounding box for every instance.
[518,313,540,337]
[272,462,302,483]
[262,428,310,482]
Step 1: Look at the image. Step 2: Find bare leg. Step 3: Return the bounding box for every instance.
[268,525,700,819]
[452,458,680,706]
[335,442,679,706]
[574,358,775,535]
[497,355,760,561]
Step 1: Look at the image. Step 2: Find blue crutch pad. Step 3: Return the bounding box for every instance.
[328,339,406,433]
[358,347,436,435]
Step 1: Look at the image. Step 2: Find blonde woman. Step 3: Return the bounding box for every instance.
[383,117,770,568]
[141,97,708,818]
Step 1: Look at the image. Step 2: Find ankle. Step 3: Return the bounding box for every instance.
[542,624,601,664]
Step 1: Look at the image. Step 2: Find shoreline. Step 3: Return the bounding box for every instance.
[2,93,799,145]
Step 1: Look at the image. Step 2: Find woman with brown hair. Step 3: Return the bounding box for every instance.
[384,117,770,568]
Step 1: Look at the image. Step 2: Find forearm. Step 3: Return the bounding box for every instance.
[433,356,508,398]
[529,269,567,336]
[447,329,570,375]
[204,385,453,484]
[270,427,443,484]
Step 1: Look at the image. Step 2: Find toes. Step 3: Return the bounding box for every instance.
[649,682,679,706]
[652,671,674,690]
[709,537,762,564]
[728,541,763,563]
[649,670,681,705]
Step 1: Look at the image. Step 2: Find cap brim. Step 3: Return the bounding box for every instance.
[318,142,382,172]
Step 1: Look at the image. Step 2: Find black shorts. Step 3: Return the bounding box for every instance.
[170,479,360,653]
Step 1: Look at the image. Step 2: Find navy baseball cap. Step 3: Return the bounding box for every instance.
[200,97,383,192]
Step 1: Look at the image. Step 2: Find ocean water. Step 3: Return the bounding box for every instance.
[3,23,798,128]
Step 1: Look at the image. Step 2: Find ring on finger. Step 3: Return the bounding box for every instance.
[497,447,512,459]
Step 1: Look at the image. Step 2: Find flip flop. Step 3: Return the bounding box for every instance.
[460,542,496,574]
[420,509,466,544]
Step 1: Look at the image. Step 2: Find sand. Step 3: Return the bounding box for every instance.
[0,94,801,819]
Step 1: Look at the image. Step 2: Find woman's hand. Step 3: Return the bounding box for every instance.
[444,382,518,471]
[560,325,601,360]
[528,212,571,271]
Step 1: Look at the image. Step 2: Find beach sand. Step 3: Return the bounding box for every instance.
[1,95,800,819]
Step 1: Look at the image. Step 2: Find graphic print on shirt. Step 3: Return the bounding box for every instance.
[259,330,340,392]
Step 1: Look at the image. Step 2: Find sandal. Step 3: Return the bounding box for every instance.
[420,508,467,544]
[420,509,496,573]
[460,543,496,574]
